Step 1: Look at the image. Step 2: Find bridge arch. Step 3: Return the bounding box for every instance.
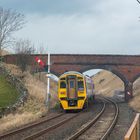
[131,73,140,83]
[132,76,140,97]
[83,68,125,100]
[80,65,133,101]
[4,54,140,101]
[80,65,128,84]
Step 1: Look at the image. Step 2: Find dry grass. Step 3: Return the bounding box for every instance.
[3,63,22,77]
[93,70,124,96]
[0,50,9,56]
[93,70,140,112]
[34,72,58,108]
[0,112,39,133]
[24,72,46,102]
[129,78,140,111]
[0,64,58,134]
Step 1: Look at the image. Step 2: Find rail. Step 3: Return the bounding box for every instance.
[68,101,106,140]
[24,113,80,140]
[0,113,64,139]
[124,113,140,140]
[68,97,119,140]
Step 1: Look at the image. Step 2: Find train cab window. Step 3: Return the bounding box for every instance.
[78,81,84,90]
[78,77,83,79]
[60,81,66,88]
[60,78,66,80]
[70,81,74,88]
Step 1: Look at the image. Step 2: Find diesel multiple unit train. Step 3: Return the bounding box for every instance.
[58,71,94,111]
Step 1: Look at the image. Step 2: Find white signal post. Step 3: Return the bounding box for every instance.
[46,52,51,108]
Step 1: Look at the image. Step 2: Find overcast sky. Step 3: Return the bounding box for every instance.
[1,0,140,54]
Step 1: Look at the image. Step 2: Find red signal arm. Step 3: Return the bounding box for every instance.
[35,56,45,67]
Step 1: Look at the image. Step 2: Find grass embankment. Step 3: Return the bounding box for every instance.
[0,75,19,108]
[93,70,124,96]
[129,78,140,111]
[0,64,58,133]
[93,70,140,112]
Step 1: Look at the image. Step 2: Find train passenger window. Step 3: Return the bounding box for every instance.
[60,81,66,88]
[78,81,84,90]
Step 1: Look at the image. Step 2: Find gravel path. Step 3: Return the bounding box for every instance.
[107,101,136,140]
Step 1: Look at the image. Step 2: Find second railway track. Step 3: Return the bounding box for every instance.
[68,97,119,140]
[0,113,65,140]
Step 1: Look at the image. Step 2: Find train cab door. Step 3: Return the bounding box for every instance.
[68,79,77,99]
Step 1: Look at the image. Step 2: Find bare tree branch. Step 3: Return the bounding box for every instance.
[0,7,25,52]
[14,39,35,72]
[37,43,48,54]
[136,0,140,4]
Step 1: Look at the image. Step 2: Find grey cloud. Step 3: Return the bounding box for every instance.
[0,0,100,15]
[2,0,140,54]
[14,11,140,54]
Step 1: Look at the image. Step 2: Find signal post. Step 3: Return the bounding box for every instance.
[35,53,51,110]
[46,52,51,109]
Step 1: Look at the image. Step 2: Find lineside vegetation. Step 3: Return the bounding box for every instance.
[0,75,19,108]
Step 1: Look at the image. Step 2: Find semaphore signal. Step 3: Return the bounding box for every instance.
[34,53,51,108]
[35,56,45,67]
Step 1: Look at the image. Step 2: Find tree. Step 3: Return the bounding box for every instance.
[14,39,35,72]
[37,43,48,54]
[15,39,35,54]
[0,7,25,52]
[137,0,140,4]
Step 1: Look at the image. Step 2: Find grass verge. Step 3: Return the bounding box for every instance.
[0,75,19,108]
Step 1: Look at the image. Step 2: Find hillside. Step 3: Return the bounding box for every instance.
[93,70,124,96]
[129,78,140,111]
[0,75,19,108]
[93,70,140,111]
[0,50,9,56]
[0,64,58,133]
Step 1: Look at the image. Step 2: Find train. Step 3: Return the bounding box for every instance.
[58,71,94,111]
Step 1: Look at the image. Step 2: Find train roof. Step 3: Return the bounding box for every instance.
[59,71,84,77]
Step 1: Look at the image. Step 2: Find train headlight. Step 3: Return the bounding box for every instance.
[60,92,65,95]
[79,91,84,94]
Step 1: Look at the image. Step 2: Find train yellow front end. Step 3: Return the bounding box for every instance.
[58,71,94,111]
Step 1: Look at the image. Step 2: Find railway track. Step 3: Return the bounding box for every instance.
[0,97,118,140]
[0,113,65,140]
[0,101,103,140]
[68,97,119,140]
[23,99,105,140]
[24,113,81,140]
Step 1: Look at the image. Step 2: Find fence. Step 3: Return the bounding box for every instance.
[124,113,140,140]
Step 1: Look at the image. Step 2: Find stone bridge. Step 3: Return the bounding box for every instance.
[4,54,140,101]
